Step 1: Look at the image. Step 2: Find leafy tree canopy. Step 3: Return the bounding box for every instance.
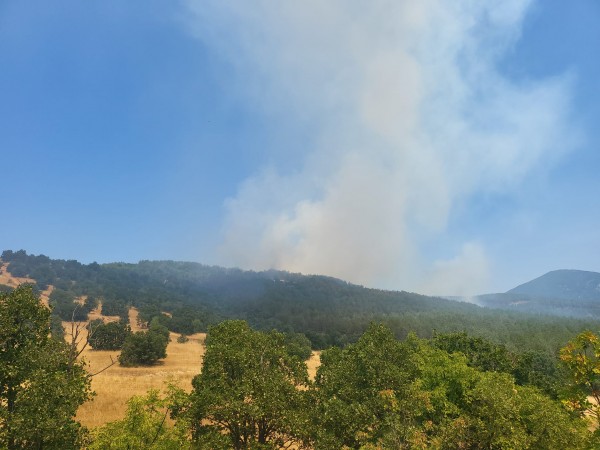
[0,285,92,449]
[88,389,190,450]
[185,320,311,449]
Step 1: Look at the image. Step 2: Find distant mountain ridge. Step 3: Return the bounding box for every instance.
[474,269,600,318]
[508,269,600,300]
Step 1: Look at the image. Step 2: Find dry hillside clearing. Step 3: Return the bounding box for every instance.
[0,262,53,306]
[72,319,206,427]
[73,313,322,428]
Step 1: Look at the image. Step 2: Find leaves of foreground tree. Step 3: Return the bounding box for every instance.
[88,389,191,450]
[0,285,92,449]
[314,324,590,449]
[560,330,600,435]
[185,320,311,449]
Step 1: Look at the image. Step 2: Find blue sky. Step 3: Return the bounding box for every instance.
[1,1,599,295]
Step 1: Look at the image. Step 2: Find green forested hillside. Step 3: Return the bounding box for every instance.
[2,249,599,352]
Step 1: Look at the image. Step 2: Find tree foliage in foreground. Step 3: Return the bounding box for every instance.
[149,321,591,449]
[183,320,311,449]
[0,285,92,449]
[560,330,600,437]
[312,324,590,449]
[88,389,190,450]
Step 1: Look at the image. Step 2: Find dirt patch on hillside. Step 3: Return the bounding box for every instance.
[0,261,53,307]
[0,261,36,287]
[307,351,321,380]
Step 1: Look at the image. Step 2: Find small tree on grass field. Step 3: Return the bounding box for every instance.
[87,319,131,350]
[118,322,169,367]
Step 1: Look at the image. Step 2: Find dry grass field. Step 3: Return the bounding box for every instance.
[73,321,206,428]
[75,325,321,428]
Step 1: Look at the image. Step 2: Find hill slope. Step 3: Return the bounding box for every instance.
[509,269,600,300]
[2,249,599,352]
[475,270,600,318]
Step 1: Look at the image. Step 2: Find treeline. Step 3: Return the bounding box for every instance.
[3,249,600,354]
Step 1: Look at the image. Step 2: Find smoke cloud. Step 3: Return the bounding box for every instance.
[184,0,575,295]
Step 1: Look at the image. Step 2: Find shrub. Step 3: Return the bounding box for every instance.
[119,331,168,367]
[88,320,131,350]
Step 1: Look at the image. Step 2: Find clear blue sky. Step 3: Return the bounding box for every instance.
[1,1,599,295]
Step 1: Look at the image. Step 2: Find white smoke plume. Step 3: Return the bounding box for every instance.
[183,0,575,295]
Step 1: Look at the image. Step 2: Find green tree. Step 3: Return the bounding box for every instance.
[314,324,590,449]
[185,320,310,449]
[119,330,168,367]
[87,319,131,350]
[149,316,171,342]
[0,285,92,449]
[284,332,313,361]
[560,330,600,425]
[313,324,425,449]
[432,331,515,373]
[50,313,65,341]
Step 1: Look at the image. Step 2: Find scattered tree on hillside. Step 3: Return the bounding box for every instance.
[0,285,92,449]
[118,324,168,367]
[87,319,131,350]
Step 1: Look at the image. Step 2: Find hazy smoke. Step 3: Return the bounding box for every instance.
[184,0,574,295]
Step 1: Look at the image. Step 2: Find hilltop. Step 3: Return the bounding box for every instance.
[473,269,600,318]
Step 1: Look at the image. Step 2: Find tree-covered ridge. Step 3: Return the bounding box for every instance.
[2,249,600,353]
[509,269,600,300]
[467,270,600,318]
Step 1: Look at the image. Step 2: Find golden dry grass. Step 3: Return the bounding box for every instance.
[0,262,53,307]
[87,301,120,323]
[72,319,206,428]
[307,351,322,380]
[75,328,322,428]
[0,261,35,286]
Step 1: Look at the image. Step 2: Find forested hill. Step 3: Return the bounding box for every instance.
[473,269,600,318]
[509,269,600,299]
[2,249,599,351]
